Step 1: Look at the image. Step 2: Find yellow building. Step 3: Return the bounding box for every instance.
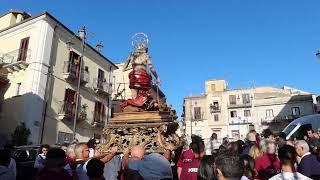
[0,10,117,145]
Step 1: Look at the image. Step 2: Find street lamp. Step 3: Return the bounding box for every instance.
[72,26,86,140]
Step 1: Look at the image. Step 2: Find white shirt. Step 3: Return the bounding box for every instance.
[269,172,312,180]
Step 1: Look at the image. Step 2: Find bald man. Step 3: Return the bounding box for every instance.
[123,145,146,179]
[131,146,145,159]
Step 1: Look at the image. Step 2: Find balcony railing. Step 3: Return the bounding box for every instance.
[0,49,31,72]
[92,111,106,127]
[63,61,89,85]
[57,101,75,120]
[227,102,252,109]
[229,117,253,125]
[261,115,298,125]
[93,78,109,96]
[63,61,79,80]
[210,106,221,113]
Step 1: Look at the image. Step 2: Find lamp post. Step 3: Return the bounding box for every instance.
[72,26,86,140]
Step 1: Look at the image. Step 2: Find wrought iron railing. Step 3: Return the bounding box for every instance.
[63,61,79,77]
[93,78,109,94]
[58,100,75,117]
[0,49,31,65]
[92,111,106,126]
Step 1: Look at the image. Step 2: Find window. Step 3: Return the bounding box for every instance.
[214,114,219,121]
[57,131,72,144]
[242,94,251,104]
[266,109,274,117]
[85,66,89,72]
[244,110,251,117]
[97,69,105,89]
[292,107,300,116]
[229,95,236,104]
[64,89,77,116]
[194,107,201,120]
[18,37,30,61]
[68,51,81,76]
[230,111,237,118]
[213,101,219,109]
[231,130,240,139]
[211,84,216,92]
[94,101,105,124]
[16,83,21,96]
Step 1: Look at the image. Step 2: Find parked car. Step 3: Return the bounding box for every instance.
[282,114,320,140]
[12,145,39,180]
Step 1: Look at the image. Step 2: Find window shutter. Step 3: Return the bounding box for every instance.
[100,104,105,123]
[18,37,30,61]
[194,107,201,120]
[94,102,99,122]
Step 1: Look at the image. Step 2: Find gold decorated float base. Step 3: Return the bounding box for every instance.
[98,111,180,153]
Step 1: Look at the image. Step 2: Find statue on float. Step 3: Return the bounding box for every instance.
[120,33,161,111]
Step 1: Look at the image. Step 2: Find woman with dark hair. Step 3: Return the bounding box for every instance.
[87,158,105,180]
[197,155,216,180]
[241,154,256,180]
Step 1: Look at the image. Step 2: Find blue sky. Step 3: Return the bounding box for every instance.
[2,1,320,116]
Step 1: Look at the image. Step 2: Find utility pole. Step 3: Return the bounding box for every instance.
[72,26,86,140]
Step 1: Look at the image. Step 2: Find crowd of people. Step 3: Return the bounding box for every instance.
[1,128,320,180]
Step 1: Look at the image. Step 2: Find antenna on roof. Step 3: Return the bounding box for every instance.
[96,41,104,52]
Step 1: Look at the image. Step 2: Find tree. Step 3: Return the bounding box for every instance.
[11,123,31,146]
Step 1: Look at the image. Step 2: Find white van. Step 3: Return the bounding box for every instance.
[282,114,320,140]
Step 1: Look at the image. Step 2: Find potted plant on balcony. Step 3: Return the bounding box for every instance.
[78,103,88,121]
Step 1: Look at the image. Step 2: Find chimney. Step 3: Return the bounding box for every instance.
[0,10,31,30]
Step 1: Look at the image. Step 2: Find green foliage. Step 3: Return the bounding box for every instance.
[79,103,88,120]
[11,123,31,146]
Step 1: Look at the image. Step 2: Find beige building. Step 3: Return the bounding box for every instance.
[183,80,316,142]
[0,10,117,145]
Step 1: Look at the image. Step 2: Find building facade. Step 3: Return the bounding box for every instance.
[183,80,316,142]
[0,10,117,145]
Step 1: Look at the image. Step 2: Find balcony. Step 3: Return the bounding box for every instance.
[0,49,30,72]
[209,105,221,113]
[91,111,106,127]
[57,101,75,120]
[80,70,89,85]
[62,61,89,85]
[63,61,78,81]
[93,78,109,96]
[229,117,253,125]
[227,102,252,109]
[260,115,297,125]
